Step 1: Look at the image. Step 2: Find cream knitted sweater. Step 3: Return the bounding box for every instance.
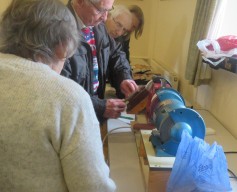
[0,53,116,192]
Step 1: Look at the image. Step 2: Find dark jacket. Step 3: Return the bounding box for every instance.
[115,36,130,63]
[61,4,132,123]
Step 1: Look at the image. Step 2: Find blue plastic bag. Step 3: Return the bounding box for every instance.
[167,131,232,192]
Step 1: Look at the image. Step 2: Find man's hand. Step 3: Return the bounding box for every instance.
[103,99,126,119]
[120,79,139,98]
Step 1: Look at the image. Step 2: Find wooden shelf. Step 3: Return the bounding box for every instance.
[203,57,237,74]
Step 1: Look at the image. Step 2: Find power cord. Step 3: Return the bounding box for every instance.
[186,110,237,181]
[224,151,237,180]
[102,126,133,145]
[228,168,237,179]
[225,151,237,154]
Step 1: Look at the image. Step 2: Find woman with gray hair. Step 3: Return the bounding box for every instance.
[0,0,116,191]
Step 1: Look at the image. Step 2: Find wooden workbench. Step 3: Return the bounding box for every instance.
[139,130,174,192]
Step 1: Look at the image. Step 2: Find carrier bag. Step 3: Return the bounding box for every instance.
[197,35,237,66]
[167,131,232,192]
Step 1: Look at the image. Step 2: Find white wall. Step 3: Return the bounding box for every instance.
[197,69,237,138]
[0,0,11,14]
[61,0,68,4]
[148,0,198,104]
[115,0,152,59]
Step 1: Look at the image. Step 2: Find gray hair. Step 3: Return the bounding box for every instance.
[109,5,131,19]
[71,0,100,5]
[0,0,79,64]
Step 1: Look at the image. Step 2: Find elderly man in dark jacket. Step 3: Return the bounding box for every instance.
[61,0,138,123]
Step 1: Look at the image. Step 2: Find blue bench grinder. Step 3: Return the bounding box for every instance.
[149,86,206,157]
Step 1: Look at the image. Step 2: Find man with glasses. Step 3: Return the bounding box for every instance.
[105,5,132,39]
[62,0,139,123]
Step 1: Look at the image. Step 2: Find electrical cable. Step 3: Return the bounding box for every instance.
[228,168,237,180]
[224,151,237,180]
[102,126,133,145]
[225,151,237,154]
[191,109,237,180]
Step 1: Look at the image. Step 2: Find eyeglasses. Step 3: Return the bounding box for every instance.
[88,0,114,15]
[112,17,129,35]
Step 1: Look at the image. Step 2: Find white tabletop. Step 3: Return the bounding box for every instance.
[107,110,237,192]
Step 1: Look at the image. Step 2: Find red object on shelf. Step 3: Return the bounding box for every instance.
[206,35,237,51]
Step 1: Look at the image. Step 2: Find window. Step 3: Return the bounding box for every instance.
[208,0,237,39]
